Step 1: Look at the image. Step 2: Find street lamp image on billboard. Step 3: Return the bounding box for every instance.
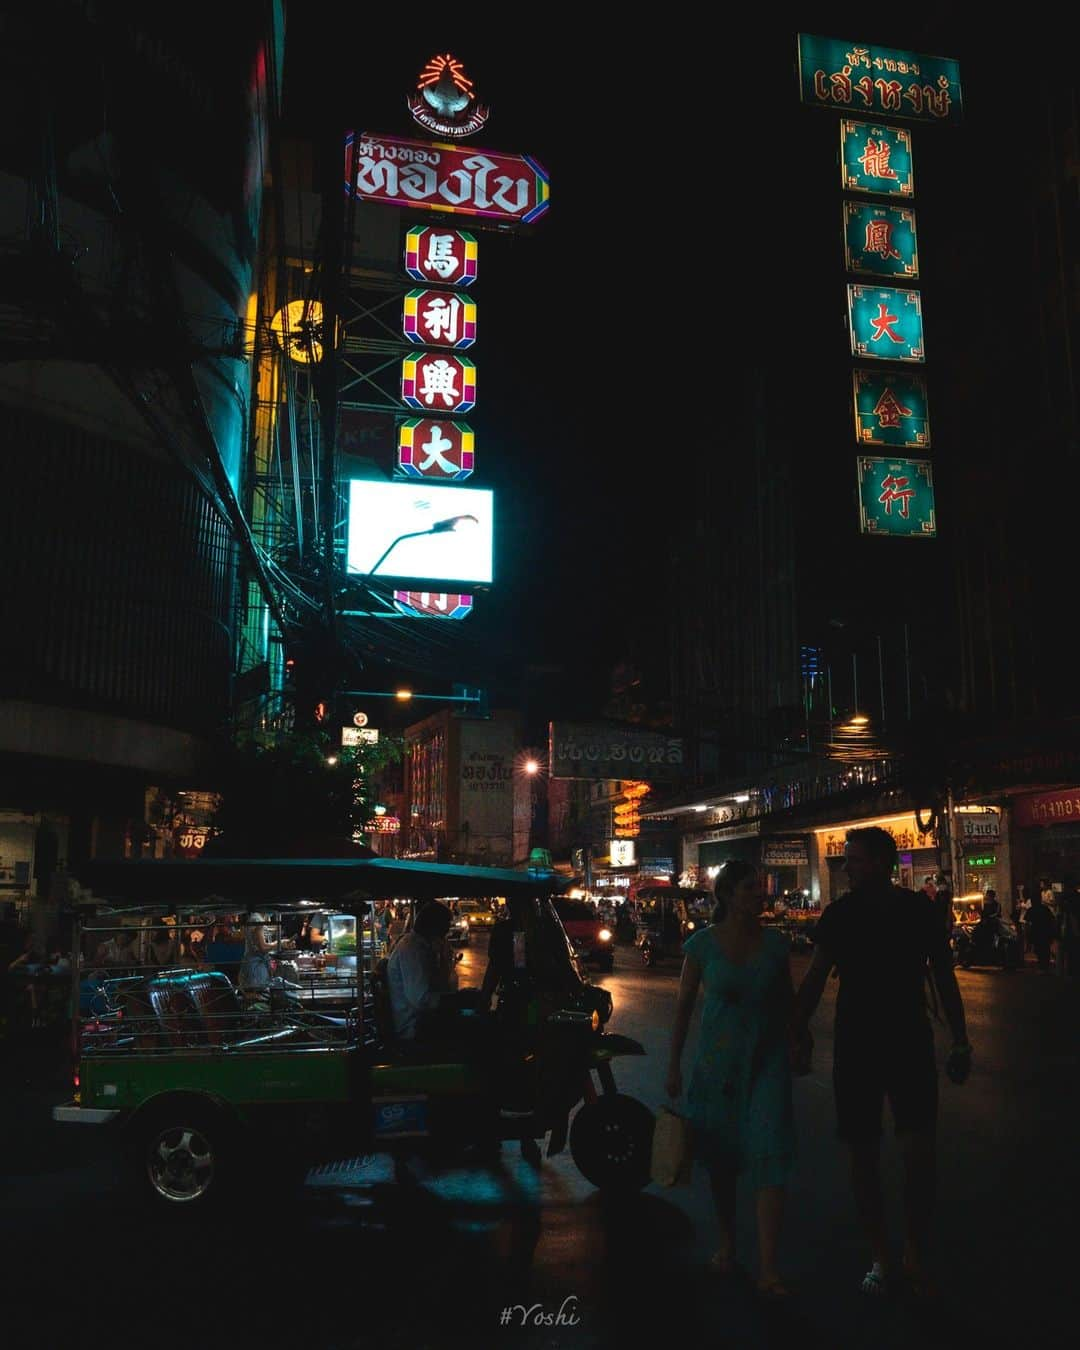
[346,481,494,585]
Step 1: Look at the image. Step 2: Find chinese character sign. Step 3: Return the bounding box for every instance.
[852,370,930,448]
[393,591,473,619]
[797,35,962,125]
[848,285,925,362]
[346,133,550,224]
[857,456,936,536]
[841,121,914,197]
[397,418,475,480]
[401,352,476,413]
[402,289,477,349]
[405,226,478,286]
[844,203,918,278]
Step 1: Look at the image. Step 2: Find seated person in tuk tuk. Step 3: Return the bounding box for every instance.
[386,901,482,1043]
[238,913,272,998]
[662,900,683,949]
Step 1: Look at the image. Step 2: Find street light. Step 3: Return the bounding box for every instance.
[363,513,478,582]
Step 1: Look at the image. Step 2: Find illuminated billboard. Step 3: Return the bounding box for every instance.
[346,481,494,585]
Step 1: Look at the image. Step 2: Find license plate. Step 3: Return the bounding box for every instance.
[373,1096,429,1138]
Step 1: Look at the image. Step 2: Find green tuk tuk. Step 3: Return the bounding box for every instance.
[55,857,653,1209]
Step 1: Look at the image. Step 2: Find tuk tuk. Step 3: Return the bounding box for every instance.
[54,856,653,1209]
[633,885,712,967]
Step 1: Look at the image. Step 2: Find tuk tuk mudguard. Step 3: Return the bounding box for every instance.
[589,1033,645,1062]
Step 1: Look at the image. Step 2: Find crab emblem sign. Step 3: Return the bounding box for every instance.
[397,419,475,480]
[405,226,477,287]
[401,352,476,413]
[403,289,477,349]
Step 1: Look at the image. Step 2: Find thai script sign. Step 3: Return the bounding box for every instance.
[342,726,380,747]
[401,352,476,413]
[397,419,474,480]
[844,203,918,278]
[762,839,809,866]
[841,121,914,197]
[797,34,962,125]
[853,370,930,449]
[393,591,473,619]
[1013,788,1080,829]
[848,285,925,362]
[821,814,937,857]
[857,455,936,537]
[548,722,685,782]
[960,812,1001,841]
[345,132,550,224]
[403,289,477,349]
[405,225,478,286]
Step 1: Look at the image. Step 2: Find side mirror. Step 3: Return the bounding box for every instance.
[453,950,464,964]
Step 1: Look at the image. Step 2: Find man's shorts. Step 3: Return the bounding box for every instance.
[833,1033,938,1143]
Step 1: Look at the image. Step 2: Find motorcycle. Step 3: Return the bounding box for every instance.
[954,916,1021,971]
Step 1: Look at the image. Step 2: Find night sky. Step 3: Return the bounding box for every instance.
[280,7,1059,729]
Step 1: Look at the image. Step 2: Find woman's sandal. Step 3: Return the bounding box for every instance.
[902,1264,941,1301]
[860,1267,889,1296]
[707,1250,739,1277]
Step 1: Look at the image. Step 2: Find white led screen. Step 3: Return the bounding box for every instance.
[346,480,494,585]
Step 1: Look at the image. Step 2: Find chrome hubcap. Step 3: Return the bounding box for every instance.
[148,1125,215,1202]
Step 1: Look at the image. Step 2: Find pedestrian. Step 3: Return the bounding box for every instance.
[791,827,971,1300]
[929,875,955,941]
[1025,891,1056,972]
[1060,876,1080,977]
[1009,887,1024,948]
[665,860,796,1299]
[981,889,1001,921]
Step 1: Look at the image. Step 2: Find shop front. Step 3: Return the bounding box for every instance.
[814,811,939,907]
[680,823,760,889]
[955,807,1006,901]
[1009,787,1080,903]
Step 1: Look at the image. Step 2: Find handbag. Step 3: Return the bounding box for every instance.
[650,1105,693,1187]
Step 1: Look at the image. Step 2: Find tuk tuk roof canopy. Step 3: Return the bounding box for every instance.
[74,857,572,906]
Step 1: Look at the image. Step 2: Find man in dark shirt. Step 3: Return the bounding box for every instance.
[792,827,970,1298]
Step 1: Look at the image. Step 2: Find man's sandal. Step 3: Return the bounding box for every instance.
[757,1278,794,1302]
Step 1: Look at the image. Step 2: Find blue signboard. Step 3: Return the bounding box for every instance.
[841,121,914,197]
[848,285,925,363]
[797,34,962,125]
[844,203,918,278]
[857,456,936,537]
[853,370,930,448]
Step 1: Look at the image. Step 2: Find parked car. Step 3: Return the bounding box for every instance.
[553,898,615,972]
[455,899,495,931]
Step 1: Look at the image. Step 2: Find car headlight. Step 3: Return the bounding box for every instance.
[598,929,612,942]
[686,921,696,931]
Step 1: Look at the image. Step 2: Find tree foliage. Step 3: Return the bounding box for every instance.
[207,732,403,857]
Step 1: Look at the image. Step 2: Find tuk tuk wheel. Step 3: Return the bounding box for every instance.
[131,1099,233,1210]
[569,1094,654,1193]
[641,942,655,967]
